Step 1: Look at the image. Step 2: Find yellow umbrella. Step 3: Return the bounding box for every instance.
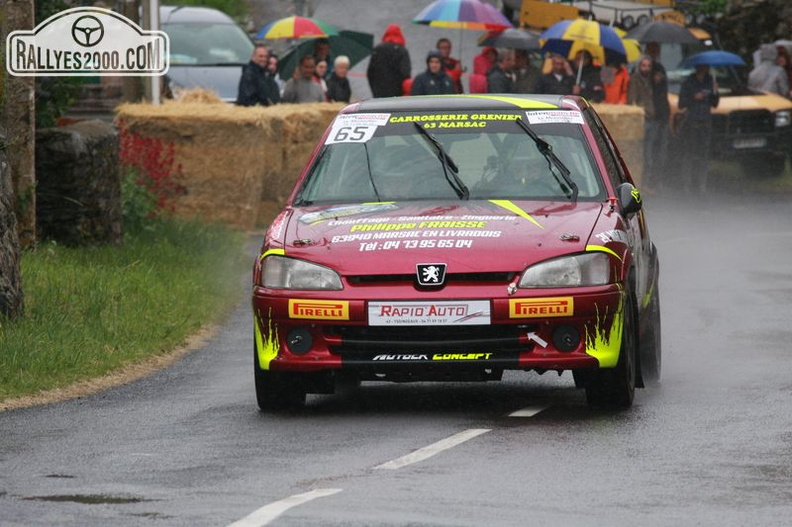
[614,27,641,63]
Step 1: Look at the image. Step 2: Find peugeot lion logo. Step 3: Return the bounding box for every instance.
[416,263,447,286]
[71,15,105,47]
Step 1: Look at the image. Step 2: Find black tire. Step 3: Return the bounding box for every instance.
[254,346,306,412]
[739,153,788,178]
[585,286,637,409]
[640,266,662,383]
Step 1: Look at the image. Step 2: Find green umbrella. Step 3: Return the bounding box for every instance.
[277,30,374,80]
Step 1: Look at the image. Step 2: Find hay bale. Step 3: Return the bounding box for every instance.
[115,101,344,229]
[591,103,645,185]
[173,88,224,104]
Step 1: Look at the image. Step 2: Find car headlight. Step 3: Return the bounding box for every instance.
[261,255,342,290]
[776,110,791,128]
[519,253,610,288]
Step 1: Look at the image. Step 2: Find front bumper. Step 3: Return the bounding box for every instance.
[252,284,626,377]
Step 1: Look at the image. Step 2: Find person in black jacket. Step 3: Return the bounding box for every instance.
[535,54,575,95]
[487,49,515,93]
[571,50,604,102]
[236,45,280,106]
[326,55,352,102]
[367,24,412,97]
[678,64,719,193]
[411,50,455,96]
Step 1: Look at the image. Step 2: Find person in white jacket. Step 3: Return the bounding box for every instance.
[748,44,789,97]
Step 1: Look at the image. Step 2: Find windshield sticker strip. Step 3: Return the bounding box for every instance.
[465,95,559,109]
[526,110,585,125]
[488,200,544,229]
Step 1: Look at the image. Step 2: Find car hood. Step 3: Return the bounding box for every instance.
[167,65,244,102]
[276,201,605,275]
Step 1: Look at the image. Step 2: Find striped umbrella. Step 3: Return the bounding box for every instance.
[413,0,513,31]
[255,16,339,40]
[540,19,627,65]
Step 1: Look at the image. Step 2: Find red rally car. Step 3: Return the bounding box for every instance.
[252,94,661,411]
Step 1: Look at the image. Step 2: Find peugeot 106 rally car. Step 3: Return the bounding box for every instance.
[252,94,661,411]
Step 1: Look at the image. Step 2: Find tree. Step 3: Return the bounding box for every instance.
[0,0,34,318]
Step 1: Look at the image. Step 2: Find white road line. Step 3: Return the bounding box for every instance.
[227,488,342,527]
[374,428,491,470]
[509,405,549,418]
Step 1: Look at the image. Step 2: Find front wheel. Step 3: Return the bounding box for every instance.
[254,347,306,412]
[640,266,662,383]
[585,287,637,409]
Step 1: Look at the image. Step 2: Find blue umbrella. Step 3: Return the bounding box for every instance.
[679,50,746,68]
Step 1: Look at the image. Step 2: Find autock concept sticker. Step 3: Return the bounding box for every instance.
[325,113,390,144]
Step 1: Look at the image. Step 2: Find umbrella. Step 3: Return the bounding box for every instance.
[539,19,627,81]
[413,0,513,31]
[255,16,339,40]
[277,30,374,80]
[679,50,746,68]
[612,28,641,63]
[625,21,699,45]
[478,28,541,51]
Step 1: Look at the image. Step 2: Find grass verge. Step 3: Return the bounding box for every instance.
[0,219,249,405]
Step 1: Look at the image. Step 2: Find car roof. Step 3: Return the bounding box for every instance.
[344,94,587,113]
[160,5,237,24]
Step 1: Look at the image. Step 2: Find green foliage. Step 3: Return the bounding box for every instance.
[0,219,249,401]
[121,170,158,233]
[168,0,249,20]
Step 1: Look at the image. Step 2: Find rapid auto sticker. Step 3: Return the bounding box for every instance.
[369,300,491,326]
[509,297,574,318]
[298,203,399,225]
[325,113,390,144]
[288,299,349,320]
[525,110,585,125]
[255,308,280,370]
[584,294,624,368]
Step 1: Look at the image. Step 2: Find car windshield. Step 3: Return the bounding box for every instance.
[163,22,253,66]
[296,111,605,204]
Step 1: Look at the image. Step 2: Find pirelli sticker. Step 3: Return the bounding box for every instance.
[289,299,349,320]
[509,297,574,319]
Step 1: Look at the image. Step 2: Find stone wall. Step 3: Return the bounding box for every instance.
[35,120,122,246]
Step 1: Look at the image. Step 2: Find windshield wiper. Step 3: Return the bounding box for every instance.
[363,142,382,202]
[413,122,469,200]
[515,118,578,201]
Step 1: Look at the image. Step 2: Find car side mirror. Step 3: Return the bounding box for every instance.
[617,183,642,216]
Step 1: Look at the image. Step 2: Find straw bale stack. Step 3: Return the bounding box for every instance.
[115,101,346,229]
[591,103,645,185]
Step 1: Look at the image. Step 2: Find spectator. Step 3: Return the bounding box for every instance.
[748,44,789,98]
[326,55,352,103]
[267,53,285,96]
[367,24,412,98]
[777,46,792,98]
[474,46,497,75]
[313,38,333,75]
[313,58,329,101]
[487,49,515,93]
[603,59,629,104]
[282,54,325,103]
[678,64,719,193]
[628,55,666,190]
[645,42,671,134]
[236,44,280,107]
[411,50,455,96]
[571,50,604,102]
[437,37,463,93]
[535,54,575,95]
[512,49,540,94]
